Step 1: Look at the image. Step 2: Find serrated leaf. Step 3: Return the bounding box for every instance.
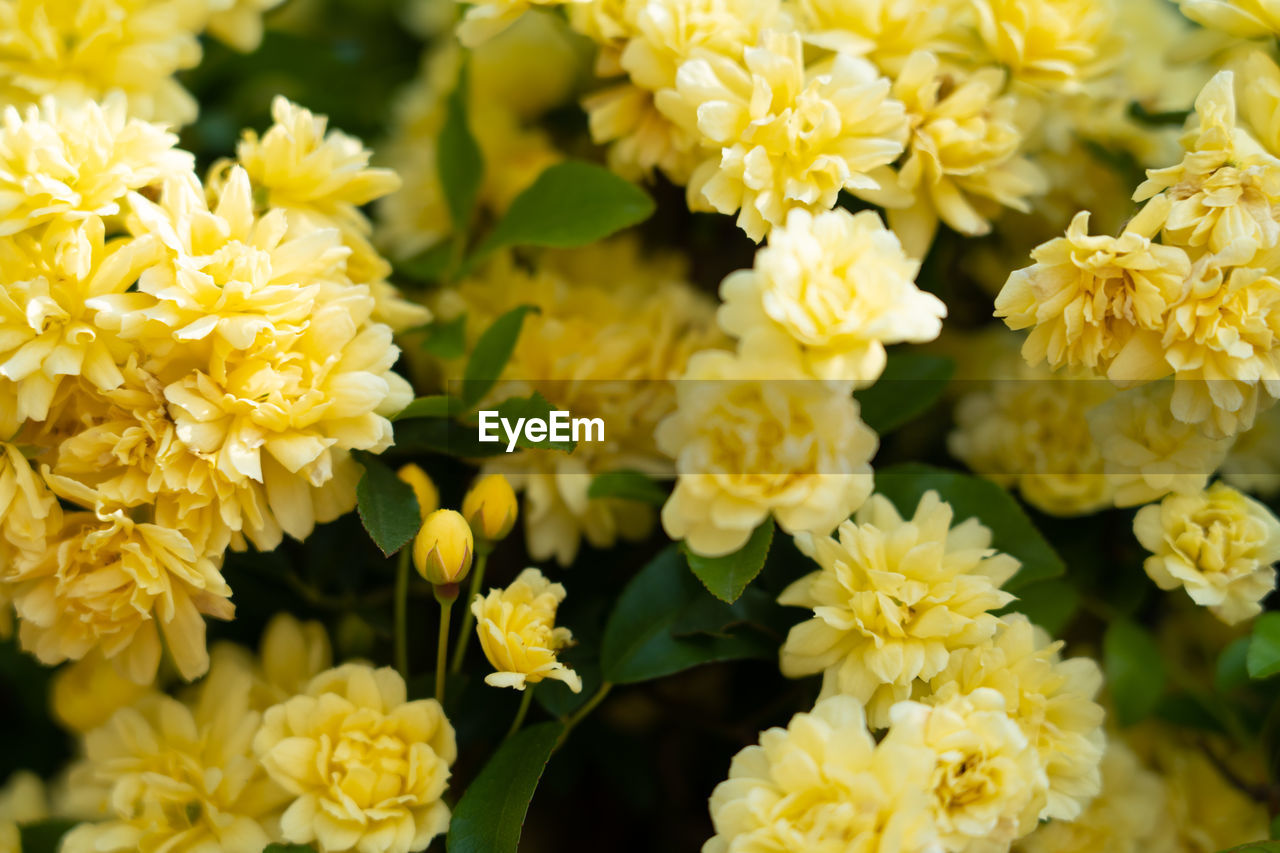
[601,547,776,684]
[393,395,462,421]
[1104,619,1166,727]
[421,313,467,359]
[355,453,421,556]
[437,63,483,230]
[854,352,955,433]
[587,470,668,505]
[1247,612,1280,679]
[874,463,1065,590]
[473,161,654,258]
[461,305,537,407]
[446,722,561,853]
[684,518,774,604]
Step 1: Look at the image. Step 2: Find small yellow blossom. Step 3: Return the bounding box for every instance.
[666,29,908,241]
[203,0,285,52]
[253,663,456,853]
[779,491,1019,727]
[885,688,1046,850]
[928,614,1106,821]
[717,207,946,383]
[1134,481,1280,624]
[0,443,60,567]
[971,0,1119,92]
[51,650,154,733]
[795,0,960,73]
[703,695,940,853]
[457,0,590,47]
[473,568,582,692]
[657,335,878,557]
[397,463,440,521]
[462,473,519,543]
[414,509,475,586]
[251,611,334,706]
[1178,0,1280,37]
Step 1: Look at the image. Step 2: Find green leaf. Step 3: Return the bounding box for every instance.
[601,546,776,684]
[671,586,784,639]
[1217,636,1253,694]
[437,63,483,231]
[1104,619,1166,727]
[446,722,561,853]
[1219,843,1280,852]
[999,578,1079,637]
[474,161,654,257]
[395,240,454,285]
[855,352,955,433]
[1247,612,1280,679]
[684,519,774,604]
[19,819,78,853]
[421,313,467,359]
[393,395,462,421]
[355,453,421,556]
[461,305,537,407]
[874,463,1066,590]
[588,470,668,505]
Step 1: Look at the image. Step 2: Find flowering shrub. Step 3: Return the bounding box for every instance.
[3,1,1280,853]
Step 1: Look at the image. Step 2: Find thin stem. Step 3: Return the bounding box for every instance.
[394,546,412,680]
[436,596,453,705]
[557,681,613,748]
[507,686,535,739]
[450,549,489,673]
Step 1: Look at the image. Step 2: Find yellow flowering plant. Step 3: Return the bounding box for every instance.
[3,1,1280,852]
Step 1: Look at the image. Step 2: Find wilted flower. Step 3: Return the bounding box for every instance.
[473,568,582,692]
[414,509,475,586]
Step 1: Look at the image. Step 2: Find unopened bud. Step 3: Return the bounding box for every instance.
[461,474,518,543]
[413,509,473,585]
[397,463,439,521]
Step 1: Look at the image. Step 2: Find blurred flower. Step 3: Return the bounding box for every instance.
[971,0,1118,92]
[779,491,1019,727]
[414,509,475,586]
[203,0,285,52]
[1220,402,1280,496]
[254,664,456,853]
[1177,0,1280,37]
[794,0,960,73]
[703,695,939,853]
[658,334,877,556]
[928,614,1106,822]
[462,473,519,543]
[251,611,333,706]
[717,207,945,384]
[473,568,582,692]
[397,464,440,521]
[0,771,46,853]
[666,29,907,241]
[1134,481,1280,624]
[51,650,155,733]
[457,0,590,47]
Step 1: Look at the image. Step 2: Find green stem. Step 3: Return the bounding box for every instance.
[450,549,489,673]
[394,547,412,680]
[557,681,613,748]
[436,596,453,705]
[507,686,535,739]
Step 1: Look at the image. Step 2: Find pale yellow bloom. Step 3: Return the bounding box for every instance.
[1134,481,1280,624]
[795,0,961,74]
[885,688,1046,851]
[1220,401,1280,496]
[51,650,154,733]
[971,0,1119,92]
[666,29,907,241]
[1087,382,1234,507]
[457,0,591,47]
[1178,0,1280,37]
[251,611,333,706]
[994,196,1189,378]
[718,207,945,383]
[856,51,1046,256]
[203,0,285,51]
[928,614,1106,822]
[471,10,587,120]
[703,695,940,853]
[253,664,456,853]
[473,568,582,692]
[61,650,288,853]
[0,771,46,853]
[657,334,878,557]
[0,0,207,124]
[780,491,1019,728]
[0,443,60,569]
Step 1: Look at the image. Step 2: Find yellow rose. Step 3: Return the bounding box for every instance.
[473,568,582,692]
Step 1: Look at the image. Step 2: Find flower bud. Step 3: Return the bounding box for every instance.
[462,473,518,542]
[397,463,439,521]
[413,509,474,585]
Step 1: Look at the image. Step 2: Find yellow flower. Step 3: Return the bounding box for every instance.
[414,509,475,586]
[462,473,519,542]
[666,29,907,241]
[473,568,582,692]
[253,663,456,853]
[971,0,1119,92]
[657,334,878,556]
[61,650,288,853]
[0,442,60,567]
[795,0,961,74]
[397,463,440,521]
[251,611,333,706]
[203,0,285,52]
[1177,0,1280,37]
[1087,382,1233,507]
[994,196,1189,377]
[885,688,1046,850]
[928,614,1106,822]
[457,0,591,47]
[0,771,47,853]
[1134,481,1280,624]
[779,491,1019,728]
[855,51,1046,256]
[51,650,155,733]
[1013,740,1171,853]
[703,695,940,853]
[1220,401,1280,496]
[717,207,946,383]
